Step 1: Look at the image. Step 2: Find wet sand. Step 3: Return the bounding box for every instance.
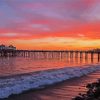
[4,71,100,100]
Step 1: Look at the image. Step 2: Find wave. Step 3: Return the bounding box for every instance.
[0,64,100,99]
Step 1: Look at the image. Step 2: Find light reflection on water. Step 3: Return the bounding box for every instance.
[0,52,100,100]
[0,52,99,77]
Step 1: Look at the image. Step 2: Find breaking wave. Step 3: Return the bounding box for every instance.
[0,64,100,99]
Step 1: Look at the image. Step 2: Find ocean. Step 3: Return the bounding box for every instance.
[0,52,100,99]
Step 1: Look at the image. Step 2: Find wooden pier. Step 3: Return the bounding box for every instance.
[0,49,100,61]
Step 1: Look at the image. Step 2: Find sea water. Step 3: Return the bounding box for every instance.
[0,52,99,99]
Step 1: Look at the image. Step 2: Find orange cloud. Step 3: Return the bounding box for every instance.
[0,0,100,50]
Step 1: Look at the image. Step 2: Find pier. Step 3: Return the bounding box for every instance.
[0,49,100,61]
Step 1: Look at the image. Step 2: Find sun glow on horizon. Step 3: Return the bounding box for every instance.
[1,37,99,50]
[0,0,100,50]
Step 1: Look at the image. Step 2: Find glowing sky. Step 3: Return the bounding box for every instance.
[0,0,100,50]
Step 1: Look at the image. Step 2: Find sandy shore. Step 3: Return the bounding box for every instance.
[2,70,100,100]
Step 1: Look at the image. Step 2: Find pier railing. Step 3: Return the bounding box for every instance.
[0,49,100,61]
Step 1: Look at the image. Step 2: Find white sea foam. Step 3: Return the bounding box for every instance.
[0,64,100,99]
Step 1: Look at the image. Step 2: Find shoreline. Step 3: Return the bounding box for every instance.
[3,77,78,100]
[0,65,100,99]
[3,70,100,100]
[73,79,100,100]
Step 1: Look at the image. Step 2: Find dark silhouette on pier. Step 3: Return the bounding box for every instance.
[0,44,16,57]
[0,44,100,62]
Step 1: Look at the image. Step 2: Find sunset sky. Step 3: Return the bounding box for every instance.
[0,0,100,50]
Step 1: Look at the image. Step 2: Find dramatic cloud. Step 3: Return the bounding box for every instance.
[0,0,100,49]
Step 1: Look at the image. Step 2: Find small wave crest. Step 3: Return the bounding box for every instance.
[0,64,100,99]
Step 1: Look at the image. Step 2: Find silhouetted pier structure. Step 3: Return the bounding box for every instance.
[0,49,100,61]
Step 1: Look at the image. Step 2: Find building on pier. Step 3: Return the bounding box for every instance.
[8,45,16,50]
[0,44,16,50]
[0,44,6,50]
